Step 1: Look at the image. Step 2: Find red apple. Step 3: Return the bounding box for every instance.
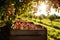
[6,12,10,16]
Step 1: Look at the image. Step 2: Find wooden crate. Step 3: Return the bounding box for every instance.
[10,30,47,40]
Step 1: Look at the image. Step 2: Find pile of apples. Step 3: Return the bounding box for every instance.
[12,19,41,30]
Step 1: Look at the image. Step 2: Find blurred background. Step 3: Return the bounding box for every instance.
[0,0,60,40]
